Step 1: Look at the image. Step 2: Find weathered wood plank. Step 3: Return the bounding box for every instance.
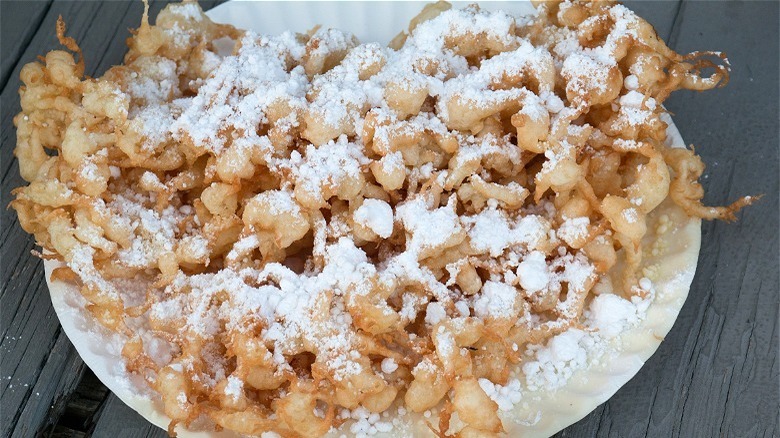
[0,247,87,438]
[47,370,109,435]
[0,0,53,90]
[9,331,86,438]
[91,394,169,438]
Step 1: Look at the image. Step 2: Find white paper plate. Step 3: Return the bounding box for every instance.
[204,1,536,46]
[45,2,701,437]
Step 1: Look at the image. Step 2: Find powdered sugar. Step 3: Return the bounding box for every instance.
[396,196,463,257]
[462,208,548,258]
[516,251,550,292]
[523,329,595,391]
[354,199,394,238]
[344,406,394,436]
[380,358,398,374]
[479,377,523,411]
[622,207,640,224]
[171,32,308,155]
[474,281,518,318]
[586,294,638,338]
[223,375,243,400]
[425,302,447,325]
[523,276,654,392]
[167,3,204,22]
[289,136,369,203]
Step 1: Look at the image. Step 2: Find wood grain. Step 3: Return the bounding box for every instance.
[91,395,168,438]
[0,1,776,437]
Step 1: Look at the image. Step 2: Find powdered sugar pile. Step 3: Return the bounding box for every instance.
[522,279,656,392]
[354,199,394,238]
[479,378,523,412]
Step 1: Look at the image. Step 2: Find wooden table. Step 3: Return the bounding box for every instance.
[1,1,777,437]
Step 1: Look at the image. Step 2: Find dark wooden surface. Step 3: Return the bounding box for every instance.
[1,1,777,437]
